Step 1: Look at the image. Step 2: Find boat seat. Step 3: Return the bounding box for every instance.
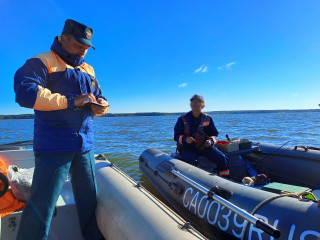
[170,152,217,172]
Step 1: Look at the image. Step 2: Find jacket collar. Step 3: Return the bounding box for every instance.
[50,36,84,67]
[186,111,204,119]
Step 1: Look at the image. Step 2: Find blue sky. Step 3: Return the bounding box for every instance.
[1,0,319,114]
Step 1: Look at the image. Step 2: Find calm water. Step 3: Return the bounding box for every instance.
[0,110,319,184]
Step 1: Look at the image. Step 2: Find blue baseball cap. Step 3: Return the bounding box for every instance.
[190,94,205,103]
[62,19,95,50]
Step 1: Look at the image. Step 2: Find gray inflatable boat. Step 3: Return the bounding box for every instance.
[0,145,206,240]
[139,143,320,240]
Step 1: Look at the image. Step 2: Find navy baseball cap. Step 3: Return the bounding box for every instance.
[190,94,205,103]
[62,19,95,50]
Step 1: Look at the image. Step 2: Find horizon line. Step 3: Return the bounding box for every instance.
[1,108,319,117]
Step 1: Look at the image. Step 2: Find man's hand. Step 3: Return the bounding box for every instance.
[209,136,217,145]
[186,137,195,144]
[91,98,109,116]
[204,140,212,148]
[74,93,96,107]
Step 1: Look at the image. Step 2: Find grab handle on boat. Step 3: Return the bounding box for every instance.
[294,146,308,152]
[156,161,281,239]
[256,219,280,238]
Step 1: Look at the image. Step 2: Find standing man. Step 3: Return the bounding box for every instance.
[14,19,108,240]
[174,95,230,178]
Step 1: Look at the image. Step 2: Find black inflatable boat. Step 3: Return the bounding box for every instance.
[139,142,320,240]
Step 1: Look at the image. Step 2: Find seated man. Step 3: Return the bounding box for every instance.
[174,94,230,178]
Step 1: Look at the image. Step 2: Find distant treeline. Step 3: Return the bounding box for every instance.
[0,109,319,120]
[0,114,35,119]
[105,112,177,117]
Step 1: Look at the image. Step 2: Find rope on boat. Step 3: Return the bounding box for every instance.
[241,191,317,240]
[231,141,290,181]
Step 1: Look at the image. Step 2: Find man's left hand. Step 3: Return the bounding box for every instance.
[91,98,109,115]
[204,140,212,148]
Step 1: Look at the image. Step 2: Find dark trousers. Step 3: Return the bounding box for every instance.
[16,150,103,240]
[180,145,229,171]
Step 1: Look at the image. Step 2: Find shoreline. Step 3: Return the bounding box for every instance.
[0,109,319,120]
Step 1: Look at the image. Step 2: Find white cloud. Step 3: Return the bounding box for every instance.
[194,65,209,73]
[178,83,187,88]
[292,93,300,97]
[226,61,235,69]
[202,66,208,72]
[194,66,203,73]
[218,61,236,70]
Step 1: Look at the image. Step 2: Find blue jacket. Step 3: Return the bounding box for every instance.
[174,111,218,148]
[14,37,106,153]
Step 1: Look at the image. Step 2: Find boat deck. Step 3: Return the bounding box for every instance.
[0,149,83,240]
